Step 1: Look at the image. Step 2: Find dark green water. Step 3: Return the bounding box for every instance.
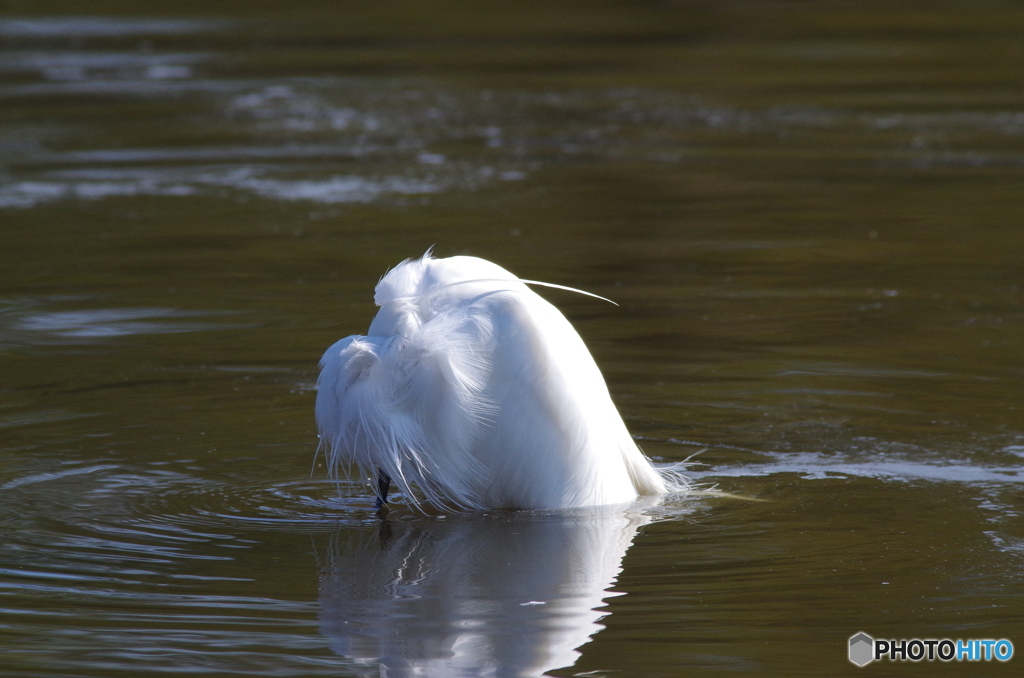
[2,1,1023,676]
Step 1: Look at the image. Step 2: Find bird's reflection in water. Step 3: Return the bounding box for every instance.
[318,502,655,678]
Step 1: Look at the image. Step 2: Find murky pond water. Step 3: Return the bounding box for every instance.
[2,1,1023,676]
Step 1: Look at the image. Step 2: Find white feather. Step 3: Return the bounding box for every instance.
[315,251,686,510]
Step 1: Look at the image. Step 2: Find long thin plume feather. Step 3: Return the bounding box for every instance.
[386,277,618,306]
[519,279,618,306]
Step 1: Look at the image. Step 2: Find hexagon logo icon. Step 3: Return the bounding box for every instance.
[849,632,874,667]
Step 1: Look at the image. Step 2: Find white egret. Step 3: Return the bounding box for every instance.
[315,251,685,510]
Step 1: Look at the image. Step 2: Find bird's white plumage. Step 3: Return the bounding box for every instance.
[315,252,684,510]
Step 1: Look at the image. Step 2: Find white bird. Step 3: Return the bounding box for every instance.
[315,251,684,511]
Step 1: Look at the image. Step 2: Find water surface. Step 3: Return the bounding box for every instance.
[2,1,1023,676]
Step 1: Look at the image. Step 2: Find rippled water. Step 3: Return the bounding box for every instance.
[2,1,1023,676]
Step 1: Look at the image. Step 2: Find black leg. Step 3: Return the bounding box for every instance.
[373,469,392,510]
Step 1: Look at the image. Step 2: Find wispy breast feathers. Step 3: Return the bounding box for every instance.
[316,300,497,510]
